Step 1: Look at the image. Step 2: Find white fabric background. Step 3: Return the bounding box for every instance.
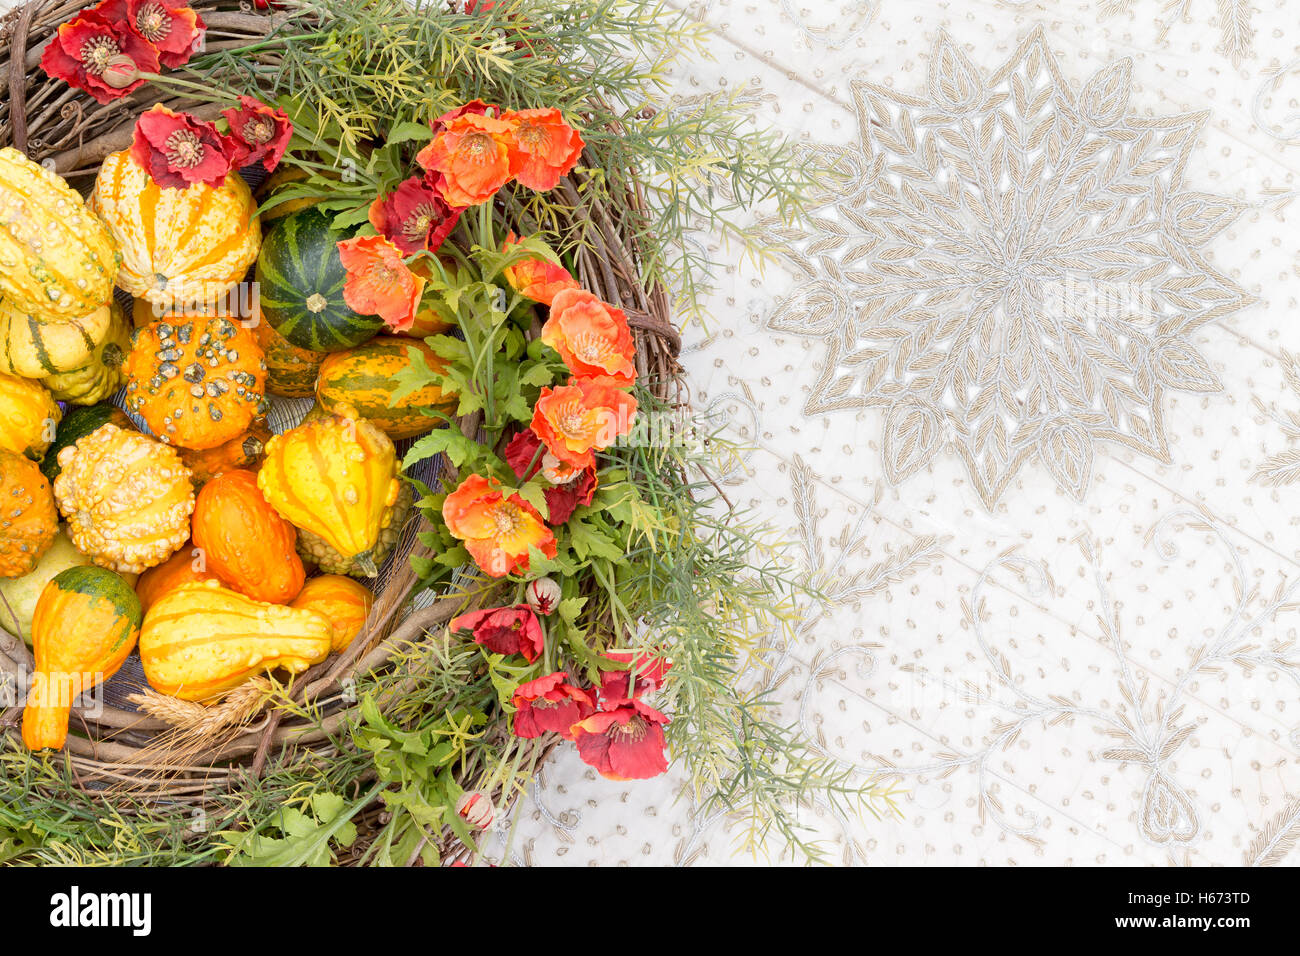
[7,0,1299,866]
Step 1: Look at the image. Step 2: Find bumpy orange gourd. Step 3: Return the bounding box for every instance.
[139,581,332,701]
[257,404,401,576]
[0,373,59,459]
[178,420,272,488]
[192,469,304,603]
[0,450,58,578]
[0,147,119,319]
[121,315,268,450]
[22,566,141,750]
[90,150,260,311]
[290,575,374,653]
[133,542,222,613]
[53,424,195,574]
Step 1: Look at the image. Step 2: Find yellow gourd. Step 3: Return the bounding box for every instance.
[257,403,401,576]
[0,147,119,318]
[0,373,59,458]
[139,581,332,701]
[53,424,195,574]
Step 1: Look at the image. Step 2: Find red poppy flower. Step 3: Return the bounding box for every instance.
[337,235,426,332]
[221,96,293,172]
[511,672,595,740]
[369,176,461,255]
[530,378,638,471]
[503,428,597,525]
[502,233,579,306]
[39,10,160,104]
[415,112,516,208]
[540,288,637,386]
[449,604,545,662]
[93,0,205,69]
[502,108,584,192]
[129,104,231,189]
[598,651,673,701]
[571,698,670,781]
[443,473,558,577]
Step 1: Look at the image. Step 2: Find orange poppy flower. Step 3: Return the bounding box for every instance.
[416,112,517,208]
[502,233,579,306]
[502,108,584,191]
[442,473,557,578]
[530,379,638,471]
[540,288,637,386]
[337,235,426,332]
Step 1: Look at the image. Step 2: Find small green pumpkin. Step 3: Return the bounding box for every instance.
[255,208,385,352]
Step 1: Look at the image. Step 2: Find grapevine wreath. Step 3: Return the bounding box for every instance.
[0,0,897,865]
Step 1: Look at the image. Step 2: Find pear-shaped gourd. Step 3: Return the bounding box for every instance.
[256,403,401,576]
[139,580,332,701]
[21,566,141,751]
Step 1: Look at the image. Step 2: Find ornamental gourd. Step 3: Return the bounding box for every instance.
[0,530,91,643]
[53,424,195,574]
[0,147,119,318]
[0,450,58,578]
[90,150,261,311]
[21,566,142,751]
[0,298,116,379]
[40,300,130,405]
[0,373,59,459]
[315,337,456,439]
[139,581,332,701]
[257,404,401,577]
[133,543,221,613]
[297,479,414,576]
[255,207,385,352]
[192,469,305,603]
[178,420,272,487]
[289,575,374,653]
[121,315,268,450]
[255,319,326,398]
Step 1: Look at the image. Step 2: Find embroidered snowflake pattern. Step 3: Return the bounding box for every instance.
[763,28,1255,509]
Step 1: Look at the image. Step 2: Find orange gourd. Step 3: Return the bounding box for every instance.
[290,575,374,653]
[22,566,141,750]
[134,543,222,613]
[178,420,273,488]
[192,469,304,603]
[0,450,58,578]
[121,315,268,451]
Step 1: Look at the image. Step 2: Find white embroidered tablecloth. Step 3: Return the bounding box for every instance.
[503,0,1300,866]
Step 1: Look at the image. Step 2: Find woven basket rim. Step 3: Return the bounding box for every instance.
[0,0,684,834]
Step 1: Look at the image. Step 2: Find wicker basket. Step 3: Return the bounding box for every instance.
[0,0,682,862]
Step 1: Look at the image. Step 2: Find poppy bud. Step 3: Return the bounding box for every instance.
[101,55,140,90]
[526,577,561,616]
[456,791,496,830]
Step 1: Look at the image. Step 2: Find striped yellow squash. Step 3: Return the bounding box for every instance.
[139,581,332,701]
[90,150,261,311]
[0,298,115,378]
[0,147,119,319]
